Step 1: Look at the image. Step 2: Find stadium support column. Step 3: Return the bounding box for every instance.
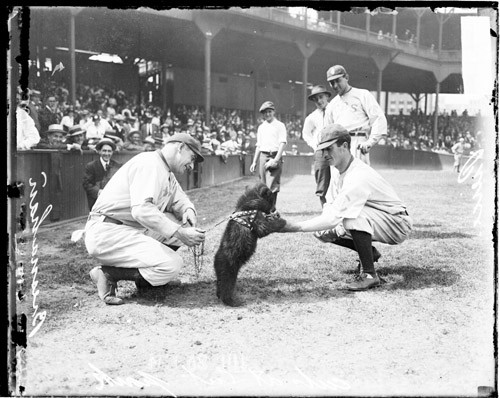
[296,40,318,120]
[69,8,83,106]
[193,14,222,128]
[432,68,449,145]
[371,53,391,104]
[204,33,212,128]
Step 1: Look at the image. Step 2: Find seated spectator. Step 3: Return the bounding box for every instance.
[220,131,241,155]
[103,130,125,152]
[35,124,70,150]
[142,136,156,152]
[122,130,144,151]
[201,137,214,155]
[17,100,40,150]
[209,131,221,153]
[61,106,76,132]
[66,125,88,152]
[85,114,112,140]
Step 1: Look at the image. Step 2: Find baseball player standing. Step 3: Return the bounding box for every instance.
[324,65,387,166]
[278,124,412,291]
[84,133,206,305]
[250,101,287,209]
[302,85,332,207]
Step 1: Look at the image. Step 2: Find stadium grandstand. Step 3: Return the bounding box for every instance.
[9,6,493,222]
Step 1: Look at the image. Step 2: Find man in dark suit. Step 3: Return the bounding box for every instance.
[82,138,122,210]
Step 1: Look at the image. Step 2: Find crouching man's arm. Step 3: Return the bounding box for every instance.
[280,214,337,233]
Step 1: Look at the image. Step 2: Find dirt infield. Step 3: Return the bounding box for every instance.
[15,169,495,396]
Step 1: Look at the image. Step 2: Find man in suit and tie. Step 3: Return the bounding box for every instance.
[140,111,159,140]
[82,138,122,210]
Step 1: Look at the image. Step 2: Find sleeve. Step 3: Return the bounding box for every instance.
[128,159,185,238]
[301,114,316,150]
[82,163,100,200]
[324,102,335,125]
[17,109,41,150]
[255,126,262,150]
[362,92,387,147]
[278,121,287,144]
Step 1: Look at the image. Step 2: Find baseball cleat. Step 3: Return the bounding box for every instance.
[89,266,124,305]
[346,273,381,291]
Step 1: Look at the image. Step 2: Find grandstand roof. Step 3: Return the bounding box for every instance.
[28,7,467,94]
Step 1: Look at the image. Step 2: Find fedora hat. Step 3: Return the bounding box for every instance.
[95,138,116,151]
[259,101,275,113]
[127,130,141,141]
[308,85,332,101]
[165,133,204,163]
[45,124,66,135]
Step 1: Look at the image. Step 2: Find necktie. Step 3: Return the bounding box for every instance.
[148,124,151,136]
[104,163,109,172]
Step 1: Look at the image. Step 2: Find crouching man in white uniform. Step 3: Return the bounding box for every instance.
[277,124,412,291]
[85,133,206,305]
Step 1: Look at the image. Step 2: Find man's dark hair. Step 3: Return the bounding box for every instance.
[335,134,351,150]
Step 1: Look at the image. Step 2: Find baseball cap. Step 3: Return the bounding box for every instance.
[317,124,350,150]
[165,133,204,163]
[259,101,275,113]
[326,65,347,81]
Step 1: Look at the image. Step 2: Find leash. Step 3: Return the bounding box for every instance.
[189,210,259,278]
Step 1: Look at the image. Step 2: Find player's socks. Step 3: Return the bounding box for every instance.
[349,230,376,277]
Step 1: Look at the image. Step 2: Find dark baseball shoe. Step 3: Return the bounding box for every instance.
[346,273,381,291]
[89,267,124,305]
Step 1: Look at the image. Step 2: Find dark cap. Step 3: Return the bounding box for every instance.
[308,85,332,101]
[326,65,347,81]
[165,133,204,163]
[259,101,275,113]
[95,138,116,151]
[317,124,350,150]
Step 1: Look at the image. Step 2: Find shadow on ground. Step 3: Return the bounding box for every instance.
[409,230,474,239]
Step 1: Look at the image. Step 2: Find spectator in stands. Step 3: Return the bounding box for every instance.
[110,114,127,141]
[123,130,144,151]
[250,101,287,209]
[140,111,159,140]
[143,136,158,152]
[35,124,73,150]
[66,125,87,152]
[27,89,42,132]
[85,114,112,140]
[302,84,332,207]
[220,131,241,155]
[38,96,61,134]
[61,106,76,132]
[82,138,122,210]
[16,99,41,151]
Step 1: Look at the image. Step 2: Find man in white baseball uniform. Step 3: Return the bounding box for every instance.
[324,65,387,166]
[250,101,287,209]
[85,133,206,305]
[278,124,412,291]
[302,85,332,207]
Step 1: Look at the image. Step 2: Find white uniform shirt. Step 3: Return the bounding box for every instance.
[84,119,113,139]
[325,87,387,147]
[91,151,195,239]
[16,107,41,150]
[256,119,287,152]
[302,108,327,151]
[323,158,406,226]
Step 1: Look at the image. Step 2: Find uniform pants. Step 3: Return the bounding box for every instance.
[259,152,283,193]
[84,214,184,286]
[324,205,413,245]
[313,150,331,201]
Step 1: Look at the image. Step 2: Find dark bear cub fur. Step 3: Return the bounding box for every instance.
[214,183,287,307]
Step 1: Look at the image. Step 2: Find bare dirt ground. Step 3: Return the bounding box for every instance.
[15,169,495,397]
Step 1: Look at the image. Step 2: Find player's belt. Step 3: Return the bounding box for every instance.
[261,151,278,156]
[103,216,123,225]
[349,128,367,137]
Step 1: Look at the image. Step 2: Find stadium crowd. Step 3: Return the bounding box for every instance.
[17,81,482,157]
